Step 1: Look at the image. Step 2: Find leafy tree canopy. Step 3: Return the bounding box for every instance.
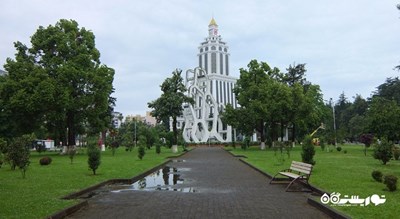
[148,69,194,146]
[1,19,115,144]
[367,96,400,141]
[374,77,400,105]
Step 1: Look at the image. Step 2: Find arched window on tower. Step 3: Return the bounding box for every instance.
[211,53,216,73]
[205,54,208,72]
[225,54,229,75]
[211,46,216,50]
[199,55,202,68]
[220,53,223,75]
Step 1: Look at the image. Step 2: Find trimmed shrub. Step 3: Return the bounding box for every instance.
[371,170,383,182]
[336,146,342,152]
[39,157,52,165]
[301,135,316,165]
[373,138,393,165]
[138,146,145,160]
[9,134,34,178]
[87,145,101,175]
[383,175,398,191]
[343,149,347,154]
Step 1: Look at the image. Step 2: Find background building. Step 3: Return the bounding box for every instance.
[125,111,157,126]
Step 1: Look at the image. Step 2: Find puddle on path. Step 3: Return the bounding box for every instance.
[172,159,186,163]
[109,166,195,193]
[78,166,195,199]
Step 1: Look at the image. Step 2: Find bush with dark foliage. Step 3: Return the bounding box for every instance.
[383,175,398,191]
[371,170,383,182]
[39,157,52,165]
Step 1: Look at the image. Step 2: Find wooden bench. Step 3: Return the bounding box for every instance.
[269,161,313,192]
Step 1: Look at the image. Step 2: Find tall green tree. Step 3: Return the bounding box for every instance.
[298,84,325,139]
[366,97,400,141]
[342,95,368,141]
[265,79,292,144]
[223,60,290,149]
[148,69,193,153]
[282,63,313,145]
[1,19,115,145]
[333,92,351,143]
[283,63,307,86]
[0,43,49,138]
[374,77,400,105]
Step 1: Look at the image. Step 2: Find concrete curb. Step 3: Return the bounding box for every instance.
[47,201,88,219]
[47,149,192,219]
[308,196,350,219]
[225,149,351,219]
[61,159,171,200]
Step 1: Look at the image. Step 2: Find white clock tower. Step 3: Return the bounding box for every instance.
[180,18,237,143]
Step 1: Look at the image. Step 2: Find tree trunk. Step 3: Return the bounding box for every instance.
[259,121,266,150]
[270,122,278,148]
[172,116,178,153]
[280,121,285,141]
[291,123,296,147]
[101,130,106,151]
[67,111,76,146]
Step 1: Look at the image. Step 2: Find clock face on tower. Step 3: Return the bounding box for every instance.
[209,28,218,36]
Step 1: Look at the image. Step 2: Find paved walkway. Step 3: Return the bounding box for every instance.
[68,147,329,219]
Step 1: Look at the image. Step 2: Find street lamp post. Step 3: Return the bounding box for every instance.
[330,98,337,147]
[134,119,137,147]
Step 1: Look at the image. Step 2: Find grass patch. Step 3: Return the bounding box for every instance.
[228,144,400,219]
[0,146,183,219]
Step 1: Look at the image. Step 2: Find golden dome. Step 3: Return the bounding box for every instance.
[209,17,218,26]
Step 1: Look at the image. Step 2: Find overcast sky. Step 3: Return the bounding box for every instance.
[1,0,399,117]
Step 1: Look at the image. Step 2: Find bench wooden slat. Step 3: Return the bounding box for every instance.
[289,166,311,175]
[291,164,312,169]
[292,161,313,168]
[279,172,301,179]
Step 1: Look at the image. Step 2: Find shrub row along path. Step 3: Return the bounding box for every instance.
[67,147,329,219]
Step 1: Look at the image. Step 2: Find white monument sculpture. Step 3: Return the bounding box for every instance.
[182,67,233,143]
[180,18,237,143]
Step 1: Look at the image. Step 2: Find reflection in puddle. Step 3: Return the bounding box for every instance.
[112,187,196,193]
[109,166,195,193]
[172,159,186,163]
[133,166,183,188]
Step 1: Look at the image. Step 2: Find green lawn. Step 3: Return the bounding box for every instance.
[0,146,182,219]
[228,145,400,219]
